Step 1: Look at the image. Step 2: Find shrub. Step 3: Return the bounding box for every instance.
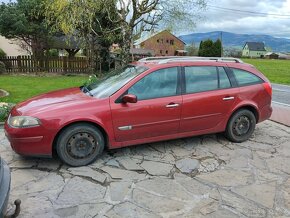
[0,61,6,74]
[47,49,59,57]
[0,103,14,122]
[0,48,6,58]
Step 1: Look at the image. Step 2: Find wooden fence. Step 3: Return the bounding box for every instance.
[0,56,89,74]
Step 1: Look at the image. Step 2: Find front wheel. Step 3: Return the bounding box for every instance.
[56,123,104,166]
[225,109,256,143]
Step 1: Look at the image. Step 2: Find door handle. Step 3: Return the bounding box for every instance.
[223,96,235,101]
[166,103,180,108]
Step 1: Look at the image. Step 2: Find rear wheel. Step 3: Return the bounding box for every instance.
[225,109,256,143]
[56,123,104,166]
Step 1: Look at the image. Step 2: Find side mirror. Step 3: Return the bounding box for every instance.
[122,94,137,103]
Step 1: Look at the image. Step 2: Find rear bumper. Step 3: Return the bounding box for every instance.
[259,104,273,123]
[0,159,11,218]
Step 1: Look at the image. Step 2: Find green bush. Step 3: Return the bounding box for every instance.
[0,103,14,122]
[47,49,59,57]
[0,61,6,74]
[0,48,6,58]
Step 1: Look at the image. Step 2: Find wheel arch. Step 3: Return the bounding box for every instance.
[52,121,109,158]
[228,104,259,125]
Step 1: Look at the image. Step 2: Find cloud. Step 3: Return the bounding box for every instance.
[1,0,290,38]
[190,0,290,37]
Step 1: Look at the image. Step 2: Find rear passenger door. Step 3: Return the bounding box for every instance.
[180,66,239,132]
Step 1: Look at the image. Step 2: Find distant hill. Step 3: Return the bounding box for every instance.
[179,31,290,52]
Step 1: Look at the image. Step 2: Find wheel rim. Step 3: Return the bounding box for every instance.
[233,115,251,136]
[66,132,98,159]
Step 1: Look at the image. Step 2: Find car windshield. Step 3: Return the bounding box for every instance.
[84,65,148,98]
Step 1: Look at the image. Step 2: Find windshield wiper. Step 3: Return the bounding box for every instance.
[81,86,93,97]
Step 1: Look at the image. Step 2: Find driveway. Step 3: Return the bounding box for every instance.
[1,120,290,218]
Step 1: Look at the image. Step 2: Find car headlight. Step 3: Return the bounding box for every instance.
[8,116,41,128]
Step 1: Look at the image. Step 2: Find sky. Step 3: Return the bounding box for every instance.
[1,0,290,38]
[194,0,290,38]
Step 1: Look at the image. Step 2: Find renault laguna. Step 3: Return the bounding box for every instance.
[5,57,272,166]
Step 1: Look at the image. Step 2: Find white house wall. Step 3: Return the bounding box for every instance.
[0,35,30,56]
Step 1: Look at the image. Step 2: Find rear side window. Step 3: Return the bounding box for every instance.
[218,67,231,89]
[185,66,218,93]
[231,68,263,86]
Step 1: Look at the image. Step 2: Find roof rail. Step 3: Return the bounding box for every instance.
[138,56,178,62]
[138,56,244,64]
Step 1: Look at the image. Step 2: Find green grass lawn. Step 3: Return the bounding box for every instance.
[242,58,290,85]
[1,58,290,104]
[0,75,88,103]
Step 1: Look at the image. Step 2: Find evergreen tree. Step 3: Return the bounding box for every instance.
[201,39,213,57]
[198,39,222,57]
[198,40,203,56]
[214,39,222,57]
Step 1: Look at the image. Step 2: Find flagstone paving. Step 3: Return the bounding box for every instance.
[1,120,290,217]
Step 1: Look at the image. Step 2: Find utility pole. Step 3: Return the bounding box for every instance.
[220,31,223,57]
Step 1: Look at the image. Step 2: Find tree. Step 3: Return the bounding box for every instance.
[0,0,52,57]
[45,0,121,71]
[213,39,222,57]
[199,39,213,57]
[198,39,221,57]
[45,0,206,65]
[186,43,198,56]
[223,47,242,58]
[198,40,203,56]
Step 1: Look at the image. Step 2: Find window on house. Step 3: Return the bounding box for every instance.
[170,40,174,45]
[166,50,168,54]
[157,39,159,43]
[160,50,163,54]
[166,40,169,43]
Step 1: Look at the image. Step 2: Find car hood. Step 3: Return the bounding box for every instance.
[13,87,92,116]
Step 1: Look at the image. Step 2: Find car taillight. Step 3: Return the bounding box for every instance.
[263,82,272,96]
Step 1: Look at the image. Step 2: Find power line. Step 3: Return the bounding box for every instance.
[207,5,290,17]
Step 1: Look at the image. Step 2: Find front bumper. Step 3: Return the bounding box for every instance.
[0,158,10,218]
[4,123,54,157]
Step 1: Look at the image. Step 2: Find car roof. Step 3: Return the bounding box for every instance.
[132,56,255,70]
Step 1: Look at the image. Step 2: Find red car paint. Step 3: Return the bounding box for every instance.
[4,60,272,157]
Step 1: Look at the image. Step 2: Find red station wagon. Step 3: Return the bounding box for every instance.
[4,57,272,166]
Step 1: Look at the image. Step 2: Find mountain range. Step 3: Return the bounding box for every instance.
[179,31,290,52]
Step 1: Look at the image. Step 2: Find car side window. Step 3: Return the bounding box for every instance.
[185,66,218,93]
[128,67,178,100]
[218,67,231,89]
[231,68,263,86]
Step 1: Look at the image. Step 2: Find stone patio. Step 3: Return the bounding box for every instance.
[1,120,290,217]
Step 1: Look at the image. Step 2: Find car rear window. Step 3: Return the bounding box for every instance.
[231,68,263,86]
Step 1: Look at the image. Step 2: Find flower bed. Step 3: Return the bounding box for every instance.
[0,102,14,122]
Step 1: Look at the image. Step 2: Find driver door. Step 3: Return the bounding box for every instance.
[110,67,182,142]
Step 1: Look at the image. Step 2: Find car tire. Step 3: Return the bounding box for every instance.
[56,123,104,166]
[225,109,256,143]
